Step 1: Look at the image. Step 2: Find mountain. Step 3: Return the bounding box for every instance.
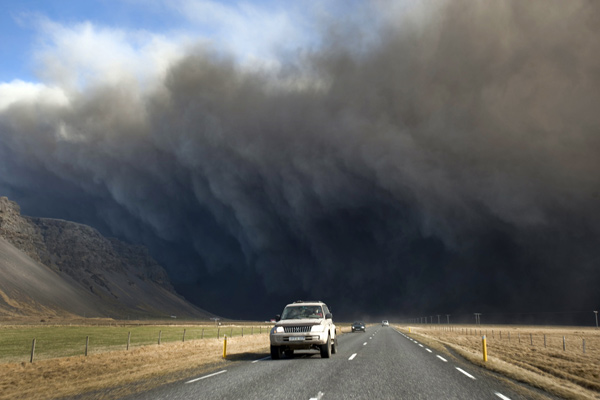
[0,196,213,320]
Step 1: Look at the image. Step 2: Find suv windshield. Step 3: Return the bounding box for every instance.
[281,305,324,320]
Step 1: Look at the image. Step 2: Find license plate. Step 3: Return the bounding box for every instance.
[289,336,305,341]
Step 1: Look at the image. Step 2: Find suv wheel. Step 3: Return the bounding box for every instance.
[331,337,338,354]
[320,335,331,358]
[270,345,282,360]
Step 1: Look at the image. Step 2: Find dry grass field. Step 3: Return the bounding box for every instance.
[0,327,272,400]
[399,325,600,400]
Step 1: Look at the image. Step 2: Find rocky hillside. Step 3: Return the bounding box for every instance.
[0,196,213,320]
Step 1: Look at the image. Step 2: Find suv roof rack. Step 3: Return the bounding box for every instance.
[293,300,322,304]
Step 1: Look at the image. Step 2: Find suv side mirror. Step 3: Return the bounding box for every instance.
[325,313,332,320]
[275,314,281,322]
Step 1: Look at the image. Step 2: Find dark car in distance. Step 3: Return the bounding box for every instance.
[351,321,366,332]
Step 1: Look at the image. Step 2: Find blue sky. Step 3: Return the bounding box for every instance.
[0,0,345,86]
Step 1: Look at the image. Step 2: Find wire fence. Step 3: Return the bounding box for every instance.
[0,324,271,364]
[408,324,599,355]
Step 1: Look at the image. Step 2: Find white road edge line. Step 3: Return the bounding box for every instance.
[418,344,424,347]
[436,355,448,362]
[495,392,512,400]
[456,367,476,380]
[349,353,357,361]
[252,356,271,363]
[426,348,432,353]
[186,370,227,384]
[363,342,368,346]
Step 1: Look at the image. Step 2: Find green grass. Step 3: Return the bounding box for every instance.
[0,324,269,363]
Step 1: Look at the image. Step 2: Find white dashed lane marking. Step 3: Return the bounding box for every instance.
[309,391,324,400]
[186,370,227,384]
[393,328,513,399]
[456,367,476,380]
[348,353,357,361]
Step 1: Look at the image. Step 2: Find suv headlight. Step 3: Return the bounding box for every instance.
[272,326,284,333]
[311,325,325,333]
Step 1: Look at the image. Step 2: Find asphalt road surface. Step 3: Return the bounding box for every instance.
[124,326,544,400]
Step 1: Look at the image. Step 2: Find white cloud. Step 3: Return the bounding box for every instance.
[170,0,315,68]
[0,80,69,110]
[32,17,190,91]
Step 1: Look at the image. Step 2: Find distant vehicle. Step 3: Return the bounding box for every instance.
[382,320,389,326]
[269,300,337,359]
[351,321,366,332]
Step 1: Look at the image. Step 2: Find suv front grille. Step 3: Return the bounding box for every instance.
[283,326,311,333]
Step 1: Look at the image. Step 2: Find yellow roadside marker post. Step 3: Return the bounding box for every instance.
[223,335,227,359]
[482,335,488,362]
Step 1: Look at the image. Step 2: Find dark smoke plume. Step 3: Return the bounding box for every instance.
[1,0,600,320]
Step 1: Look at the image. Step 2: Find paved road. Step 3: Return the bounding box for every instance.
[124,326,539,399]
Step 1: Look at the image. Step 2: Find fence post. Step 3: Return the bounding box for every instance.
[30,339,36,363]
[544,334,546,348]
[183,329,186,342]
[242,327,244,337]
[583,339,586,354]
[202,328,204,339]
[563,336,566,351]
[85,336,89,356]
[127,332,131,350]
[518,333,520,343]
[508,332,510,342]
[158,330,162,345]
[230,327,233,337]
[251,326,254,335]
[530,333,533,346]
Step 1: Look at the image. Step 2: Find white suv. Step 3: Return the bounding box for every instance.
[270,301,337,359]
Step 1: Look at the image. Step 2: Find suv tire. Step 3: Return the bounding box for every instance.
[332,337,338,354]
[320,335,331,358]
[270,345,282,360]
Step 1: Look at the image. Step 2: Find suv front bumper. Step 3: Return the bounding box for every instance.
[270,331,329,347]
